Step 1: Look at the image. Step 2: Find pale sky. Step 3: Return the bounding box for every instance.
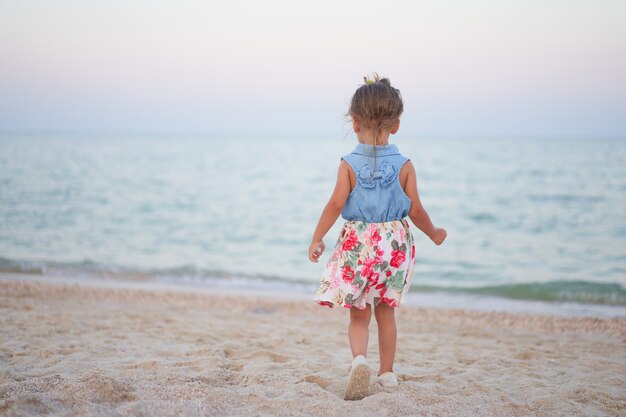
[1,0,625,136]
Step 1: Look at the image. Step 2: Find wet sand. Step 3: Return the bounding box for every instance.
[1,277,625,416]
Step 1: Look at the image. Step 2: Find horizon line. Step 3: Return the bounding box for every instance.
[0,129,625,141]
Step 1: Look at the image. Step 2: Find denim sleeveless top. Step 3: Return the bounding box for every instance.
[341,143,412,223]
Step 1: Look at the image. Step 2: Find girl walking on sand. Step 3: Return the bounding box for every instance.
[309,74,446,400]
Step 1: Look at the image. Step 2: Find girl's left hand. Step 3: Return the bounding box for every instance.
[308,240,326,263]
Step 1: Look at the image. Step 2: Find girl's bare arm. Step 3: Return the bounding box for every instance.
[309,161,352,262]
[401,161,447,245]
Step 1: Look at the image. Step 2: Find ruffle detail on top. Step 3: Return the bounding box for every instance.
[356,160,397,189]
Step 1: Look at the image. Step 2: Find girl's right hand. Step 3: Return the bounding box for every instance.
[308,240,326,263]
[430,228,447,245]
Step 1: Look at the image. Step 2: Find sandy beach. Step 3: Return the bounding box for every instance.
[0,276,624,417]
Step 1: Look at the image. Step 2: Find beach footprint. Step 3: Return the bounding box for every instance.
[297,374,332,389]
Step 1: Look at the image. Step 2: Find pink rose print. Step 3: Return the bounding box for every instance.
[374,247,385,264]
[365,224,382,247]
[380,296,398,307]
[342,265,355,283]
[360,258,374,277]
[390,249,406,268]
[342,230,358,251]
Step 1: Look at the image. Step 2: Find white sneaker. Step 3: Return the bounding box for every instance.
[344,355,371,400]
[377,372,399,388]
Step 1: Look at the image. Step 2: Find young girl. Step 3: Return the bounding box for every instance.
[309,74,447,401]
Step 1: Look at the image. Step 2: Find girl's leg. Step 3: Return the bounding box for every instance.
[374,303,397,375]
[348,304,371,357]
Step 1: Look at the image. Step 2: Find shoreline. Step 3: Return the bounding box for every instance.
[1,275,624,337]
[1,271,625,319]
[1,278,625,416]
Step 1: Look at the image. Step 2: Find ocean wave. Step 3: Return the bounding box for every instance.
[0,257,314,288]
[1,257,624,306]
[411,281,626,306]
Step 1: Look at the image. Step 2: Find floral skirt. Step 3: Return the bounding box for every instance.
[313,219,416,309]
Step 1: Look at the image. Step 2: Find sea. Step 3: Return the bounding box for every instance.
[1,132,625,317]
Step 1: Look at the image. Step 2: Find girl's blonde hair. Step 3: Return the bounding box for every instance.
[348,73,404,146]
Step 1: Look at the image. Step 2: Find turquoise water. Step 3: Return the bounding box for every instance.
[1,133,625,309]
